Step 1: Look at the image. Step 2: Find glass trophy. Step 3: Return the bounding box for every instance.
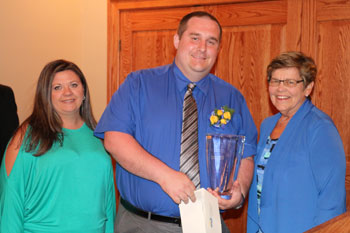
[206,134,245,199]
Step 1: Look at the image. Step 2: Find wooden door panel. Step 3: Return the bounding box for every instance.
[120,8,195,84]
[216,24,284,127]
[132,30,176,71]
[313,19,350,153]
[314,20,350,148]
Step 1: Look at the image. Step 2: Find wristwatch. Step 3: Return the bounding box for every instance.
[234,193,245,209]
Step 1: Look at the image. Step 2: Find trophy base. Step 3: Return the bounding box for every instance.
[220,194,231,200]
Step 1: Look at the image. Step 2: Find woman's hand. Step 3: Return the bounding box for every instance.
[207,180,244,210]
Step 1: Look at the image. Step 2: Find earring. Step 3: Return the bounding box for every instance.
[83,96,86,100]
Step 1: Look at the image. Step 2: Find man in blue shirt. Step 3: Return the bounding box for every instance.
[94,11,257,233]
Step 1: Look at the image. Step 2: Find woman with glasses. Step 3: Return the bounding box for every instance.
[247,51,346,233]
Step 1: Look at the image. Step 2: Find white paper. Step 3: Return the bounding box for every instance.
[179,188,222,233]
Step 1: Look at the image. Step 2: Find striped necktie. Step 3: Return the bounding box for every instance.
[180,83,200,188]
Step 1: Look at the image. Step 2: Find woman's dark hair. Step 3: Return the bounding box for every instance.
[267,51,317,87]
[19,59,96,156]
[177,11,222,41]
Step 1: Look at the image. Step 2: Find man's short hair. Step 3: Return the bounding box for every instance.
[177,11,222,41]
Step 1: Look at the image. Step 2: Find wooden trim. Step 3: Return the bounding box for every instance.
[111,0,277,10]
[317,0,350,21]
[300,0,317,57]
[305,211,350,232]
[285,0,302,50]
[107,1,121,102]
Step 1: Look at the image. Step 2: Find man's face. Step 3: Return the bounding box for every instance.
[174,16,220,82]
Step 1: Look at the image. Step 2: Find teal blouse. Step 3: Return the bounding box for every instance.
[0,123,116,233]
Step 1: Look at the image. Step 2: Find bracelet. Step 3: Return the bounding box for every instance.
[234,193,245,209]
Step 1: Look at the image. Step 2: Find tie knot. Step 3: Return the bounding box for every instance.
[187,83,196,92]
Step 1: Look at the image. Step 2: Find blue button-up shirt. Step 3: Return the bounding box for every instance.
[94,62,257,217]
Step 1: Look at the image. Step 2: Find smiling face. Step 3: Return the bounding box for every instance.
[269,67,314,118]
[173,16,220,82]
[51,70,85,119]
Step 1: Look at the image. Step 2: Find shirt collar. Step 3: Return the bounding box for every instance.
[172,61,210,96]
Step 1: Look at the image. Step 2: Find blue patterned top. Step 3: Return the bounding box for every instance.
[256,136,278,215]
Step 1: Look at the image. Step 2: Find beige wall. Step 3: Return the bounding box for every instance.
[0,0,107,123]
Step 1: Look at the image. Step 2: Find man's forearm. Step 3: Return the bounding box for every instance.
[104,131,172,184]
[237,156,254,197]
[103,131,196,204]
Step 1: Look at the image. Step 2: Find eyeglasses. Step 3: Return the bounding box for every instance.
[268,78,304,87]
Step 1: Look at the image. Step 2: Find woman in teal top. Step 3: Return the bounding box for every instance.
[0,60,116,233]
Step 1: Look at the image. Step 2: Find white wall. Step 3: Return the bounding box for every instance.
[0,0,107,123]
